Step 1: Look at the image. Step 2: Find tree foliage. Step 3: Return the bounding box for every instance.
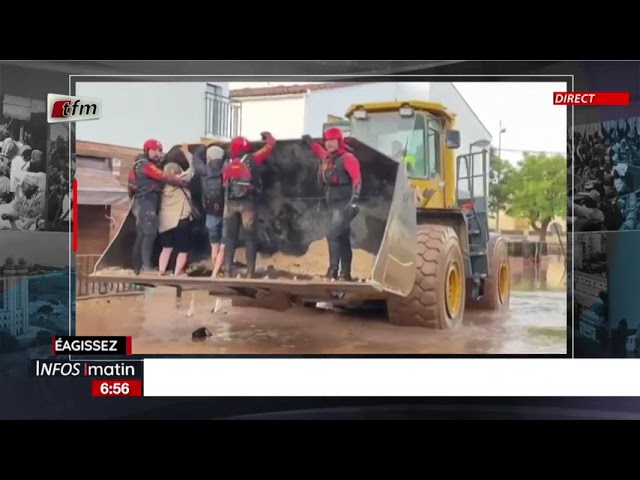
[488,148,515,217]
[502,153,566,240]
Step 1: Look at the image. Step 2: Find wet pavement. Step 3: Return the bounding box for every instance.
[76,289,567,355]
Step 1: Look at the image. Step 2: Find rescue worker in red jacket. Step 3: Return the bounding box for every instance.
[127,139,188,275]
[302,127,361,281]
[221,131,276,278]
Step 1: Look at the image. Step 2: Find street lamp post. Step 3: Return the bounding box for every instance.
[496,121,506,232]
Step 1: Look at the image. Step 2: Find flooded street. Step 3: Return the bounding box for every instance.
[76,288,567,355]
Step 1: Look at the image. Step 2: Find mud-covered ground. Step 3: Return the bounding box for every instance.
[76,288,567,355]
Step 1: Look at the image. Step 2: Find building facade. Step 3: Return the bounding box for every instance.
[231,82,492,148]
[76,82,240,148]
[0,257,30,336]
[574,273,607,311]
[75,141,141,255]
[73,81,241,258]
[574,232,606,270]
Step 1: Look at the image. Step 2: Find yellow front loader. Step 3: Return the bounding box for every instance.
[90,101,511,329]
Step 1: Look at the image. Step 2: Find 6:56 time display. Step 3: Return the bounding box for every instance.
[91,380,142,397]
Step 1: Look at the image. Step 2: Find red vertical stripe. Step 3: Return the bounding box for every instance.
[126,336,132,355]
[51,336,56,355]
[72,179,78,252]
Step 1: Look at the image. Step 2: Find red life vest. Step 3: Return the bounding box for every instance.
[319,153,351,187]
[223,154,260,200]
[127,157,162,198]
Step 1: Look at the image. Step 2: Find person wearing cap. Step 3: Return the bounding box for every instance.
[302,127,362,281]
[193,144,227,277]
[127,138,188,275]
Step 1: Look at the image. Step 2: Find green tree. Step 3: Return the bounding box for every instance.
[504,153,566,241]
[488,148,514,226]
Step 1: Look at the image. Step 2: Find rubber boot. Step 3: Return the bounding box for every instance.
[245,235,258,279]
[338,233,354,281]
[338,266,353,282]
[223,214,240,277]
[223,238,237,278]
[325,237,340,280]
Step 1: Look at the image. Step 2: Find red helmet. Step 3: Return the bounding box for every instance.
[323,127,344,142]
[143,139,163,152]
[230,136,251,158]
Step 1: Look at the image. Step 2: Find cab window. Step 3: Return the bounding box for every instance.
[407,113,427,178]
[426,118,442,178]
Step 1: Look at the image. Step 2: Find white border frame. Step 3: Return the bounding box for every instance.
[67,73,574,393]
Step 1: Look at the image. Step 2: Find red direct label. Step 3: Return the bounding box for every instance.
[91,379,142,397]
[553,92,630,106]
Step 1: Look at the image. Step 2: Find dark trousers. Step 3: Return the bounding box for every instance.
[327,201,353,277]
[132,194,160,272]
[222,198,258,275]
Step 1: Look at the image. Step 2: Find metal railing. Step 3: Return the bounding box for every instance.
[76,255,144,298]
[205,92,241,138]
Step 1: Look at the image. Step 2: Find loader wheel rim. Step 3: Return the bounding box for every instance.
[498,259,510,304]
[445,260,463,318]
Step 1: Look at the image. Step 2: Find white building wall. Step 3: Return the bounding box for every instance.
[428,83,492,149]
[233,82,494,160]
[75,82,228,148]
[303,83,433,136]
[236,95,306,139]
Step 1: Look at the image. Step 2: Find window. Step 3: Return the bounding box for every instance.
[349,111,439,178]
[0,280,4,310]
[406,114,427,178]
[426,118,442,178]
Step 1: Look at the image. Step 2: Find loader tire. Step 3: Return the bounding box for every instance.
[466,233,510,311]
[386,224,465,329]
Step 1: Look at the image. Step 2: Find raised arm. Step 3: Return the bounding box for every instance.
[252,131,276,165]
[301,134,328,160]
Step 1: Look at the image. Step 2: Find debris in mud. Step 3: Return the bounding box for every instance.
[316,302,334,311]
[231,291,293,312]
[192,327,212,340]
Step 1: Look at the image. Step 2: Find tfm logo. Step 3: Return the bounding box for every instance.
[47,94,102,124]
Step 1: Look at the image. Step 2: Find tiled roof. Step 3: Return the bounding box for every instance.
[230,82,360,98]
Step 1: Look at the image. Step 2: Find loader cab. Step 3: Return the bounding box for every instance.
[346,101,461,208]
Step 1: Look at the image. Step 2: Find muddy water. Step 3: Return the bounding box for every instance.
[76,288,567,355]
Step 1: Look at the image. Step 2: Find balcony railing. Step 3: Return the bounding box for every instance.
[205,92,241,139]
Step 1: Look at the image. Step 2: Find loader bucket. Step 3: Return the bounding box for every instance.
[90,138,417,301]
